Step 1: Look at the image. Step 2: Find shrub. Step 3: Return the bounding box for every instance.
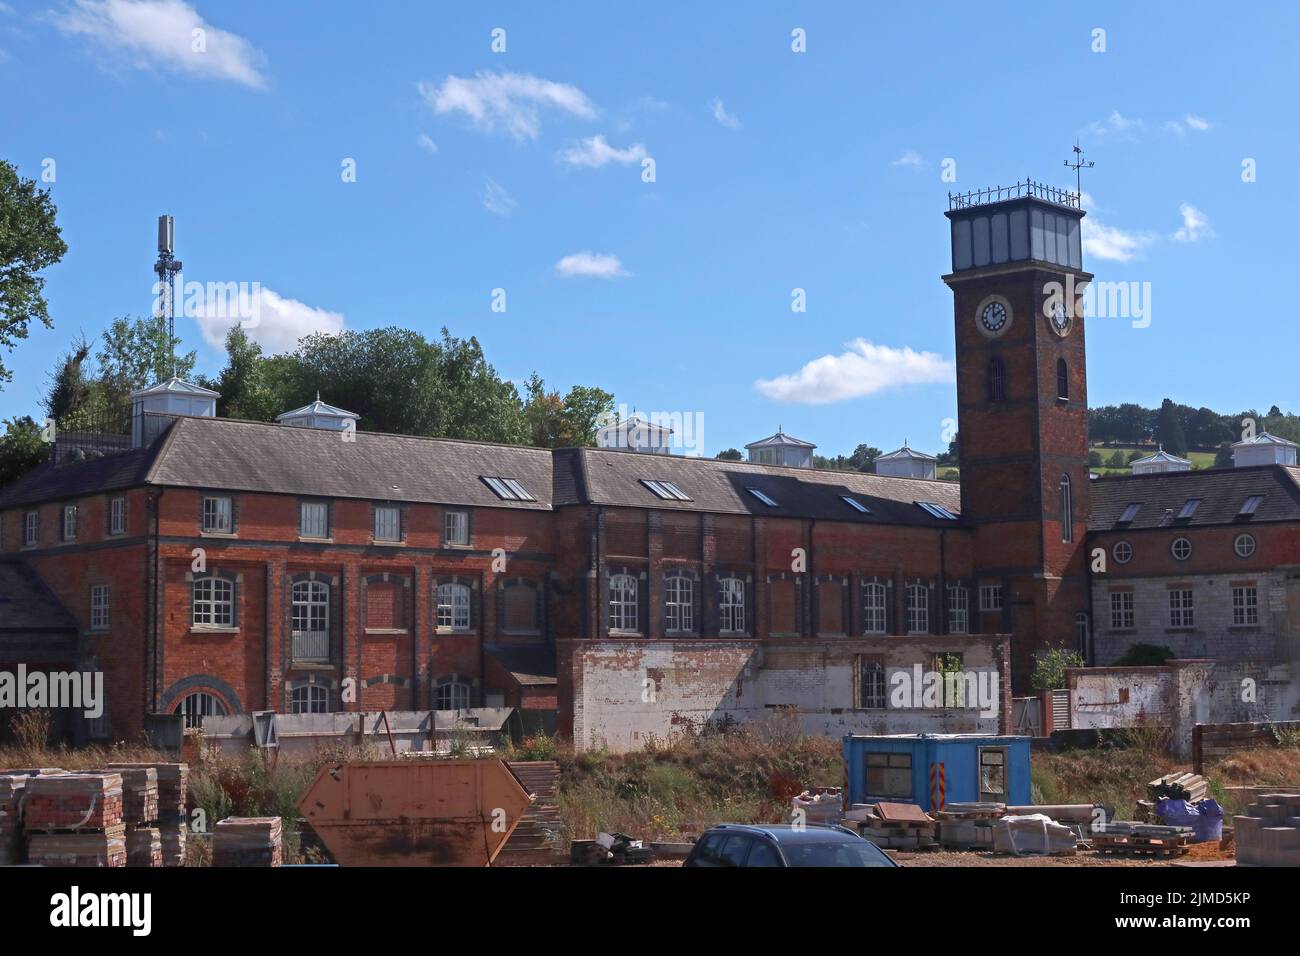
[1031,645,1084,691]
[1114,643,1175,666]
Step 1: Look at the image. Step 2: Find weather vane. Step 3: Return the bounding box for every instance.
[1064,140,1095,201]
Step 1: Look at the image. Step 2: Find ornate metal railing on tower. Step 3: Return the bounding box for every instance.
[947,178,1081,210]
[50,405,175,465]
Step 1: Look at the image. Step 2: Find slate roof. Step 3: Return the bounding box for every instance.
[745,429,816,449]
[558,447,962,526]
[0,560,79,663]
[1088,464,1300,530]
[0,446,158,509]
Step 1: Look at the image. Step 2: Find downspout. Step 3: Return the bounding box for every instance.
[149,488,164,720]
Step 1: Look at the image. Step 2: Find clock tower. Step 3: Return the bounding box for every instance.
[942,181,1093,691]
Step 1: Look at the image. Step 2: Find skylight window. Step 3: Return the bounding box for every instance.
[916,501,958,520]
[482,476,536,501]
[641,479,692,502]
[747,488,779,507]
[1118,503,1142,523]
[841,496,871,514]
[1240,495,1264,516]
[1177,498,1201,519]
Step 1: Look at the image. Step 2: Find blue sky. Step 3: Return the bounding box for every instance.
[1,1,1294,457]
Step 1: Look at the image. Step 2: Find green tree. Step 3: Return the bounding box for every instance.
[0,416,47,487]
[42,334,92,420]
[96,315,195,400]
[0,160,67,386]
[716,448,743,461]
[850,444,882,472]
[1156,398,1188,456]
[204,326,278,421]
[1031,645,1085,691]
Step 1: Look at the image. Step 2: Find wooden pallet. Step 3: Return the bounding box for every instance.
[1091,834,1190,858]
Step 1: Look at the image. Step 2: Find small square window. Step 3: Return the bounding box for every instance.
[90,585,110,630]
[444,510,470,546]
[373,505,401,542]
[747,488,778,507]
[1240,495,1264,516]
[1118,503,1142,523]
[300,501,329,538]
[979,584,1003,612]
[1177,498,1201,519]
[202,496,233,534]
[841,496,871,514]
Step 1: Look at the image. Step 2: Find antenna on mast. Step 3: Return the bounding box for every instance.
[154,215,183,378]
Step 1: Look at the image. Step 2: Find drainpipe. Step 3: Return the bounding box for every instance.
[149,488,164,721]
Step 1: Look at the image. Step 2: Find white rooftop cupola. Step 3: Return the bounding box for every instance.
[129,377,218,448]
[745,426,816,468]
[1231,431,1299,468]
[1130,444,1192,475]
[596,411,674,454]
[276,393,361,431]
[875,442,938,480]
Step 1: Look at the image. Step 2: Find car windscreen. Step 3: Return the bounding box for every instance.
[778,840,895,867]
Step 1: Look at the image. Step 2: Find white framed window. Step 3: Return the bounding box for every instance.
[906,583,929,634]
[201,496,233,534]
[719,577,746,634]
[291,580,330,660]
[978,583,1002,612]
[746,488,779,507]
[436,582,472,630]
[434,680,471,710]
[23,511,38,547]
[664,575,694,632]
[1232,586,1259,626]
[300,501,329,538]
[175,691,226,729]
[1234,534,1256,558]
[1113,541,1133,564]
[863,582,887,634]
[373,504,401,542]
[109,497,125,535]
[90,584,110,630]
[1110,591,1135,630]
[947,583,968,634]
[1239,495,1264,516]
[1075,612,1089,655]
[192,576,234,627]
[61,504,77,542]
[290,685,330,714]
[609,573,638,632]
[858,659,886,709]
[1169,588,1194,628]
[1170,537,1192,561]
[443,510,470,546]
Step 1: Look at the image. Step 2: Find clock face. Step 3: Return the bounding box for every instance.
[1050,302,1072,336]
[979,301,1008,334]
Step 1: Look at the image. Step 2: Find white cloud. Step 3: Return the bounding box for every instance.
[1085,110,1143,138]
[193,287,344,354]
[418,70,596,141]
[1184,114,1211,131]
[53,0,267,89]
[553,252,628,279]
[892,150,923,168]
[1079,192,1155,262]
[1172,203,1212,242]
[482,177,517,217]
[711,97,740,129]
[559,134,647,168]
[754,339,954,405]
[416,133,438,154]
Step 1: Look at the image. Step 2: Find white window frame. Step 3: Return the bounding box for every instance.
[858,659,886,709]
[1232,586,1259,626]
[90,584,110,630]
[1168,588,1194,628]
[1059,475,1073,543]
[906,583,929,634]
[1234,534,1256,558]
[300,501,329,539]
[291,579,330,641]
[192,576,234,628]
[23,511,38,547]
[947,582,969,634]
[290,684,330,714]
[61,504,77,542]
[863,582,887,634]
[373,504,401,542]
[202,496,233,534]
[436,582,472,631]
[443,510,470,547]
[1113,541,1133,564]
[608,573,639,633]
[978,583,1003,612]
[719,576,746,634]
[1110,591,1135,630]
[1171,537,1192,561]
[176,691,226,729]
[434,681,471,711]
[664,575,694,632]
[109,497,126,535]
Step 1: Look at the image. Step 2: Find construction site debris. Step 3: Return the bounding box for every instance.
[992,815,1077,856]
[790,788,843,826]
[1155,797,1224,843]
[572,832,656,865]
[1148,771,1208,803]
[213,816,282,867]
[1089,821,1194,858]
[1235,793,1300,867]
[856,802,937,850]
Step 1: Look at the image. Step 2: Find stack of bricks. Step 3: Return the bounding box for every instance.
[24,773,127,867]
[126,828,164,868]
[213,816,282,867]
[101,767,161,867]
[0,774,30,865]
[1234,793,1300,867]
[109,762,188,867]
[936,802,1004,849]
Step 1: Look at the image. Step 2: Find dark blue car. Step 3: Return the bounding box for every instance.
[682,824,899,868]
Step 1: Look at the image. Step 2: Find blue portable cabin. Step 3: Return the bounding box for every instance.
[842,734,1032,811]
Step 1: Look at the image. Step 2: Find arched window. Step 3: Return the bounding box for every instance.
[434,680,471,710]
[290,684,330,714]
[436,582,472,630]
[192,576,234,627]
[988,356,1006,402]
[1056,357,1069,400]
[664,574,694,632]
[609,573,638,632]
[175,691,227,729]
[719,576,746,634]
[1059,474,1073,542]
[906,583,929,634]
[292,580,330,661]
